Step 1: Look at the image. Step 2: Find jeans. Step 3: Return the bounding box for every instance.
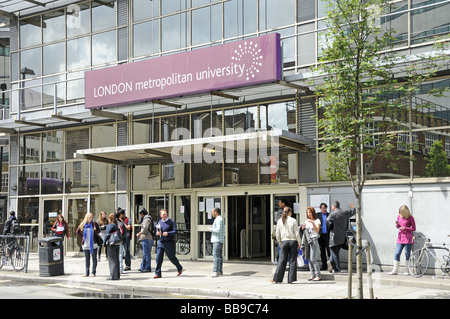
[273,240,298,283]
[329,245,342,272]
[83,248,98,276]
[140,239,154,271]
[212,242,223,274]
[123,236,131,268]
[394,243,413,261]
[155,240,182,276]
[119,243,124,272]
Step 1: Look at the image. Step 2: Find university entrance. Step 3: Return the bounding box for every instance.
[227,195,270,260]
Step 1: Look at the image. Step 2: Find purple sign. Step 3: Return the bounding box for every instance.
[85,33,281,109]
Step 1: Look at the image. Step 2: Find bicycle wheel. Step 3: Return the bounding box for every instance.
[409,249,429,278]
[176,238,190,255]
[11,245,26,271]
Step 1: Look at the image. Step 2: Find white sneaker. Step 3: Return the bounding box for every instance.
[211,272,219,278]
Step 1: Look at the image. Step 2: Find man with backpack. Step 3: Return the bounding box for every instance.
[136,208,155,273]
[3,211,21,235]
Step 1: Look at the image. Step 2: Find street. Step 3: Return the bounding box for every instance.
[0,279,203,299]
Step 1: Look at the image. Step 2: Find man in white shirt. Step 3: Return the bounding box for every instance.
[209,207,224,277]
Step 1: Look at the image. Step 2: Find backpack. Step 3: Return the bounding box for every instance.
[11,219,20,235]
[146,216,156,239]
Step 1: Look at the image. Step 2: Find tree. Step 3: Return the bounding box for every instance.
[425,140,450,177]
[312,0,449,298]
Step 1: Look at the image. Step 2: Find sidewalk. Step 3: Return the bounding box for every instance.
[1,253,450,299]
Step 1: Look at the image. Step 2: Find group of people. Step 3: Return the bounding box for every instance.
[5,197,414,282]
[271,199,416,283]
[271,199,357,284]
[51,207,186,281]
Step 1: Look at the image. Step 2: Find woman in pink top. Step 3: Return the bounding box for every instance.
[388,205,416,275]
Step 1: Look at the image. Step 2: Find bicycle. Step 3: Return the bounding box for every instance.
[175,237,191,255]
[0,236,26,271]
[408,235,450,278]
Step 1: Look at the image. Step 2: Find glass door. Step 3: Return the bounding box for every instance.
[248,195,269,258]
[41,198,63,238]
[197,196,222,259]
[66,197,88,253]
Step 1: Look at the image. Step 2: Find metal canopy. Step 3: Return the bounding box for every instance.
[75,129,314,166]
[2,80,307,133]
[0,0,79,17]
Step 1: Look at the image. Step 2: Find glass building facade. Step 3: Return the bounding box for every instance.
[1,0,448,260]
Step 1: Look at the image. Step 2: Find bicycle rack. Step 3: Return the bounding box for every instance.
[347,236,374,299]
[0,235,31,273]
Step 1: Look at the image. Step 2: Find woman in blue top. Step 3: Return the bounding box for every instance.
[75,212,100,277]
[153,209,183,279]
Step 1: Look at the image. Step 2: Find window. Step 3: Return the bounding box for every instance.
[163,163,175,180]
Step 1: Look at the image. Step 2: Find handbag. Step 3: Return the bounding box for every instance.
[108,230,123,246]
[297,249,305,267]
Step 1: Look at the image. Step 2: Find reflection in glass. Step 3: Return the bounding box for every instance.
[43,42,65,75]
[43,75,66,107]
[18,198,39,252]
[67,197,88,252]
[22,79,42,110]
[67,36,91,70]
[91,162,116,192]
[66,161,89,193]
[133,165,160,190]
[162,14,188,52]
[92,31,117,65]
[43,130,64,162]
[297,23,315,66]
[133,0,160,21]
[411,0,449,45]
[92,124,116,148]
[65,129,89,160]
[18,165,40,195]
[20,17,41,48]
[41,163,63,194]
[92,1,117,32]
[259,0,295,30]
[67,71,85,103]
[20,134,41,165]
[133,118,160,144]
[43,10,65,43]
[20,48,41,78]
[67,2,90,38]
[381,1,408,47]
[133,20,160,57]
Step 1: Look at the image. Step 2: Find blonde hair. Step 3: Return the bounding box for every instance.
[79,212,94,232]
[399,205,411,219]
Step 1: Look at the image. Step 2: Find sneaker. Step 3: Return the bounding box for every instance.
[212,272,219,278]
[313,277,321,281]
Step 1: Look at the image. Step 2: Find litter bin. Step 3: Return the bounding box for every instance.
[39,237,64,276]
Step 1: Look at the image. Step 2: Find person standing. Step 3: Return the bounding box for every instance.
[326,201,356,273]
[118,208,132,271]
[104,213,121,280]
[388,205,416,276]
[273,199,288,263]
[115,210,126,274]
[97,211,108,261]
[51,213,69,244]
[3,211,20,235]
[271,207,301,284]
[154,209,183,279]
[209,207,224,278]
[136,208,154,273]
[76,212,100,277]
[317,203,330,270]
[301,207,322,281]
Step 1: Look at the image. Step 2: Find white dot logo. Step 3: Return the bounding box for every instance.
[231,41,263,81]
